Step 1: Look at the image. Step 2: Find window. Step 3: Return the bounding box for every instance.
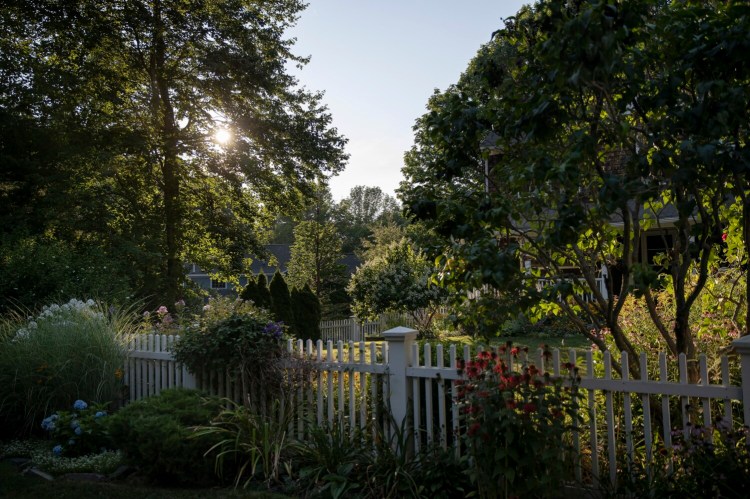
[210,279,227,289]
[643,232,674,269]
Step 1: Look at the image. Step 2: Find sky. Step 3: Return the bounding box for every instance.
[288,1,529,201]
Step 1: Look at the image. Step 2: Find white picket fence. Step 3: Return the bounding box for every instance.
[319,309,451,343]
[319,313,417,343]
[125,329,750,491]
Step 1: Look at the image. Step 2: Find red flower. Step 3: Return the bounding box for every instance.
[468,422,481,436]
[722,232,728,242]
[511,347,520,356]
[506,400,517,410]
[523,402,537,414]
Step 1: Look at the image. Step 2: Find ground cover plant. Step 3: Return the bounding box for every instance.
[0,299,137,438]
[0,438,123,477]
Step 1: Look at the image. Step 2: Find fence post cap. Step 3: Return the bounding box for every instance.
[382,326,418,342]
[732,334,750,353]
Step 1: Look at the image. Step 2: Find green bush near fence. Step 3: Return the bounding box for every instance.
[105,388,227,486]
[0,299,136,438]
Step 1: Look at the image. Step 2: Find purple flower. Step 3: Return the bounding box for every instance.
[263,321,284,339]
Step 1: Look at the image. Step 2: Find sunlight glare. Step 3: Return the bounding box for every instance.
[214,128,232,145]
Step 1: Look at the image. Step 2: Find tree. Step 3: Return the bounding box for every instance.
[347,240,445,337]
[255,273,272,311]
[400,0,750,374]
[286,220,349,318]
[0,0,347,310]
[239,277,259,304]
[269,271,294,332]
[291,284,321,341]
[335,186,404,253]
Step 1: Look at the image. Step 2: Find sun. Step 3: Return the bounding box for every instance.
[214,128,232,145]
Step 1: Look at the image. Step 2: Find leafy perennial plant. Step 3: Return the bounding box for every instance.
[457,345,581,498]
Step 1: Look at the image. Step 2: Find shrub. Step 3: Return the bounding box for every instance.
[616,420,750,498]
[457,347,580,498]
[269,271,294,333]
[40,399,112,457]
[0,299,136,438]
[105,388,225,485]
[255,273,272,310]
[239,276,260,303]
[291,284,321,341]
[172,311,285,375]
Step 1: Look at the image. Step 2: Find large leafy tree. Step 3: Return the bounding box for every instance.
[400,0,750,373]
[0,0,347,309]
[286,220,348,318]
[335,185,403,253]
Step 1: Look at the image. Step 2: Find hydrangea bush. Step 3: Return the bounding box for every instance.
[41,399,112,457]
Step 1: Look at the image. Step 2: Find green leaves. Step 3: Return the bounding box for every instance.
[1,0,348,308]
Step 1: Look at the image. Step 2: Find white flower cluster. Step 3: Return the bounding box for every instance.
[13,298,103,342]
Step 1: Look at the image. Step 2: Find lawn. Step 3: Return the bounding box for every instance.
[0,461,289,499]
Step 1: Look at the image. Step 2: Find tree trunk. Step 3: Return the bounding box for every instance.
[744,195,750,336]
[153,0,182,309]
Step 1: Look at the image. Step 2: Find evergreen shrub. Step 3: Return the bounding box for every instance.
[105,388,225,485]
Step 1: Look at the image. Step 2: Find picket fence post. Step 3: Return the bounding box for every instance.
[382,326,418,450]
[351,316,361,342]
[732,335,750,424]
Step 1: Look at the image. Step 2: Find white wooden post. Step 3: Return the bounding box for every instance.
[383,326,418,449]
[732,335,750,425]
[351,316,361,342]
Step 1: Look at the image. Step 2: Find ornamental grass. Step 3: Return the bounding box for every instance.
[0,299,137,438]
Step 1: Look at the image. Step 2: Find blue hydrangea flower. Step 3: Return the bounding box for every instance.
[68,439,75,445]
[71,419,80,430]
[73,400,88,411]
[74,426,82,435]
[52,445,63,456]
[94,411,106,418]
[41,415,58,431]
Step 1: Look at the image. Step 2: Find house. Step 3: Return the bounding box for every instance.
[479,132,710,300]
[187,244,361,296]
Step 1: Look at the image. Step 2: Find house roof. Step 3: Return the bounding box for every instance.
[189,244,361,277]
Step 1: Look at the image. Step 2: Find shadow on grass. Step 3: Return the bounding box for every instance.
[0,461,289,499]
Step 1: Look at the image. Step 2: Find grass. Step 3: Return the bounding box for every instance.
[0,460,289,498]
